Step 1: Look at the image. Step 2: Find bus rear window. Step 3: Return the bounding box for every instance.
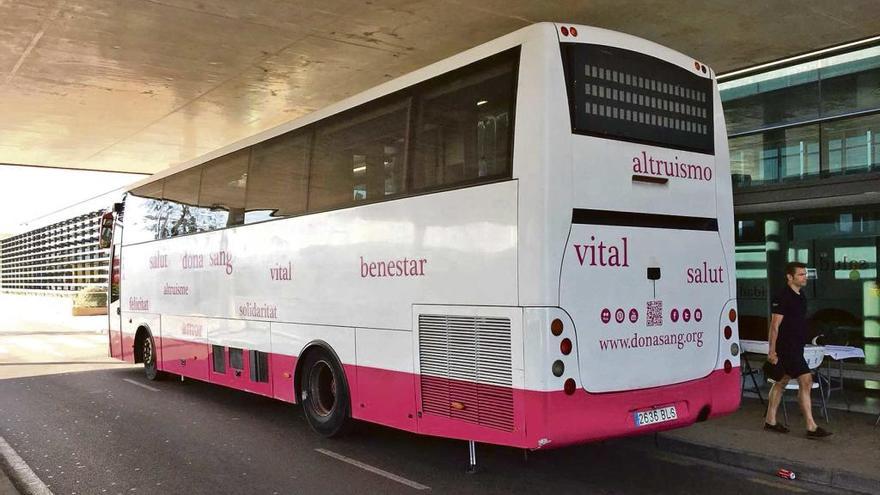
[561,43,714,154]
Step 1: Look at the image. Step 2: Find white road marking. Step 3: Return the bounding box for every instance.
[0,435,54,495]
[748,477,807,493]
[123,378,160,392]
[315,448,430,491]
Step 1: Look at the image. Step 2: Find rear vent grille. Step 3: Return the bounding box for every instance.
[419,314,514,431]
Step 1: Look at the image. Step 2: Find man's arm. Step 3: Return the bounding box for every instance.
[768,313,784,364]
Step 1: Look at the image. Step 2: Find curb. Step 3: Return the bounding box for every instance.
[655,433,879,494]
[0,436,52,495]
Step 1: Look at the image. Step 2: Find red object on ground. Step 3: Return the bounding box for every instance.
[776,468,796,480]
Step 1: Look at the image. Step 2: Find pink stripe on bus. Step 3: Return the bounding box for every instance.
[149,335,738,449]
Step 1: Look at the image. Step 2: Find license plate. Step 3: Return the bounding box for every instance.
[634,405,677,427]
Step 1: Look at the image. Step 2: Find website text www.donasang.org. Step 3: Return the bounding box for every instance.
[599,331,704,351]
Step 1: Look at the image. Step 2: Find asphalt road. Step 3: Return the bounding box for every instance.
[0,364,857,495]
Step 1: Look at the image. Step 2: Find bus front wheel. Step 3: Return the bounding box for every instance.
[300,348,352,437]
[142,333,163,381]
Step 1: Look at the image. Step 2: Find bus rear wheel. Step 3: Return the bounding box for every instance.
[300,348,352,437]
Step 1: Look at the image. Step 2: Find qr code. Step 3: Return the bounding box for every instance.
[647,300,663,327]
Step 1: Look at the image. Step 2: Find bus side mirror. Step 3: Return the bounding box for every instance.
[98,212,114,249]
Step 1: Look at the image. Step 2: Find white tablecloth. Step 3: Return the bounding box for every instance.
[739,340,826,369]
[822,345,865,360]
[740,340,863,360]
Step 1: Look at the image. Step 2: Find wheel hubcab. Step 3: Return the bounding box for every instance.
[144,338,153,366]
[308,360,337,417]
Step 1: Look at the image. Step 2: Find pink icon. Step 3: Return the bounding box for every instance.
[615,309,626,323]
[671,309,680,322]
[683,309,691,322]
[601,308,611,324]
[694,308,703,322]
[629,308,639,323]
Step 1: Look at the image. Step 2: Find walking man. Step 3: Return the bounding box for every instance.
[764,261,832,438]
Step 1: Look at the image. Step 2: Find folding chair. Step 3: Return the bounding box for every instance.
[741,355,764,404]
[767,371,829,425]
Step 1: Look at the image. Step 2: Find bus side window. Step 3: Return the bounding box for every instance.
[411,50,517,191]
[163,166,210,237]
[309,99,409,212]
[125,181,166,244]
[198,149,249,229]
[245,132,310,224]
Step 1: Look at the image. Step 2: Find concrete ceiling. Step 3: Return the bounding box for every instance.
[2,0,879,174]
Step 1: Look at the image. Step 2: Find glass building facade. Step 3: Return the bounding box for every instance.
[720,42,880,387]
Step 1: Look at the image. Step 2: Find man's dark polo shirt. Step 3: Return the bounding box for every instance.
[771,286,808,356]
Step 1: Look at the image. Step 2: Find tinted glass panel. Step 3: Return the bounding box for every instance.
[198,149,249,229]
[212,345,226,373]
[249,350,269,383]
[124,181,166,244]
[562,43,714,154]
[245,132,311,223]
[723,81,819,135]
[123,48,521,232]
[163,166,225,236]
[309,100,409,211]
[229,348,243,370]
[729,125,820,187]
[823,113,880,175]
[412,50,517,190]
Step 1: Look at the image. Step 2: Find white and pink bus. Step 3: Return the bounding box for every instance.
[104,22,741,453]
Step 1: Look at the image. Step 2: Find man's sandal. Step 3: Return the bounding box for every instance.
[764,422,790,433]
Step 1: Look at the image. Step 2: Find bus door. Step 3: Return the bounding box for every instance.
[101,208,124,359]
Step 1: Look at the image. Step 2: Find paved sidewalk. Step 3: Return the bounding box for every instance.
[0,294,106,335]
[656,398,880,494]
[0,471,19,495]
[0,294,131,379]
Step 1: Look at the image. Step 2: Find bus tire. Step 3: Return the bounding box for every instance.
[142,332,163,381]
[300,348,352,438]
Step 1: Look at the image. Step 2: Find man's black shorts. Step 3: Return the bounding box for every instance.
[779,351,810,378]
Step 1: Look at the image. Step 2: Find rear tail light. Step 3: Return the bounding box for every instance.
[551,319,563,336]
[724,326,732,340]
[569,27,578,36]
[723,360,732,373]
[560,338,572,355]
[560,26,569,37]
[729,309,737,322]
[564,378,576,395]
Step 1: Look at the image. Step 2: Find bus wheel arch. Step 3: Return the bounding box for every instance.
[294,342,353,437]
